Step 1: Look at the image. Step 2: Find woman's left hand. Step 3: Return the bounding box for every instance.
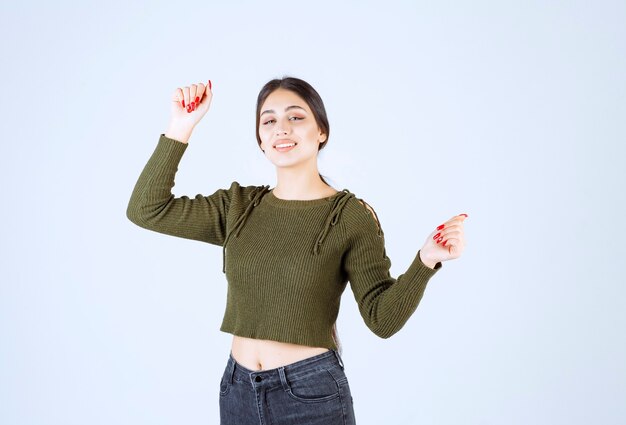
[419,214,468,268]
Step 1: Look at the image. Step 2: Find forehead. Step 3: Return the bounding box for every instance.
[261,89,310,113]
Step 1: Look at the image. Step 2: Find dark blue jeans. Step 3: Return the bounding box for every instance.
[219,349,357,424]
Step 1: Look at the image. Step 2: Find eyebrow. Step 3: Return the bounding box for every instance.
[260,105,307,116]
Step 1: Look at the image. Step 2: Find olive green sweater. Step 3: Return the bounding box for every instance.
[126,134,442,350]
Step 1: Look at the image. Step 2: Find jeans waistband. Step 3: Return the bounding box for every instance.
[224,348,345,390]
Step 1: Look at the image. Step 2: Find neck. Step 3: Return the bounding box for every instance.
[272,162,334,200]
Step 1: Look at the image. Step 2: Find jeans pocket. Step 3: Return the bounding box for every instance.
[219,377,230,396]
[324,364,349,387]
[283,368,341,403]
[219,368,232,396]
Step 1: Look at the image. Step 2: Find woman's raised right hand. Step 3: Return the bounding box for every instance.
[165,80,213,143]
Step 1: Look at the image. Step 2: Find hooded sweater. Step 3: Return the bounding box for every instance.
[126,134,442,350]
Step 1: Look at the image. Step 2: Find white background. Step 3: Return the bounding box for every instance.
[1,1,625,424]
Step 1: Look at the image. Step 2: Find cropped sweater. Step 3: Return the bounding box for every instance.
[126,134,442,350]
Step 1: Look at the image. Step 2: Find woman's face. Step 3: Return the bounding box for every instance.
[258,88,326,169]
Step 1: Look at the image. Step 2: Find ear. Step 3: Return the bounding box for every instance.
[318,131,327,144]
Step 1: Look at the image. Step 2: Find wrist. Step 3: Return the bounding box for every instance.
[419,250,439,269]
[165,122,193,144]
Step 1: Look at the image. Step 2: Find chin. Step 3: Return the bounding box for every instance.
[269,158,300,168]
[265,149,318,168]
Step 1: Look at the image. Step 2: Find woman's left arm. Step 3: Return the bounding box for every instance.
[342,198,469,339]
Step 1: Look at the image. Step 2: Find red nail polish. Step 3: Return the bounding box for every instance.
[209,80,212,90]
[433,233,440,240]
[187,105,192,113]
[460,213,468,217]
[195,96,200,103]
[443,240,447,247]
[182,99,185,108]
[437,237,443,244]
[436,224,445,230]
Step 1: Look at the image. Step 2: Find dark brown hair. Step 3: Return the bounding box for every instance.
[255,76,332,186]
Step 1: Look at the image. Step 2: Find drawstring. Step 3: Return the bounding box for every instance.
[221,187,371,272]
[313,190,355,255]
[222,185,270,273]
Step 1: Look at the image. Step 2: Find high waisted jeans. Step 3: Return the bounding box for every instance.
[219,349,357,424]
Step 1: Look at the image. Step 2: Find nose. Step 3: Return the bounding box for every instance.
[275,127,289,136]
[274,117,291,136]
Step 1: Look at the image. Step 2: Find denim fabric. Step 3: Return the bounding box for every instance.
[219,348,357,424]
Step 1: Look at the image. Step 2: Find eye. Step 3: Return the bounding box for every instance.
[290,116,304,121]
[262,119,275,125]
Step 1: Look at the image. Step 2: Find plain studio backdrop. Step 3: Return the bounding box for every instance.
[1,1,624,424]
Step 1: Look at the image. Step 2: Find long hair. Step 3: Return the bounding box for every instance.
[255,76,342,355]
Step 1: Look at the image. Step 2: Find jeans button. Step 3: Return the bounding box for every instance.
[255,376,262,382]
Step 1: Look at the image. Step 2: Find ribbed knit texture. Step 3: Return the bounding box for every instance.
[127,134,442,350]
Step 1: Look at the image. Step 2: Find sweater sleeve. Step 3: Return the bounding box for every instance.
[126,134,237,246]
[342,200,442,339]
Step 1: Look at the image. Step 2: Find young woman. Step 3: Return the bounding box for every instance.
[127,76,467,424]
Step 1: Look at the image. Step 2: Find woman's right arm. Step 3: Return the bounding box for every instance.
[126,80,232,245]
[126,134,235,246]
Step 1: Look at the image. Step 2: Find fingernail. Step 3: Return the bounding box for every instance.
[442,240,447,247]
[433,233,440,240]
[209,80,212,90]
[187,105,192,113]
[460,213,468,217]
[182,100,185,108]
[436,224,445,230]
[195,96,200,103]
[437,237,443,244]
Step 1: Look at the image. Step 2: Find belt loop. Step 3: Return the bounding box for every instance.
[278,366,289,391]
[333,349,345,369]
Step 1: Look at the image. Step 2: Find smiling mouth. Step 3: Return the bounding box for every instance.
[275,142,297,148]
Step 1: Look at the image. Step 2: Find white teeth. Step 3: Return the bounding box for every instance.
[275,143,295,148]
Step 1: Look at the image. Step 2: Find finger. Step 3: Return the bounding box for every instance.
[448,242,460,255]
[445,213,468,224]
[431,230,445,244]
[196,82,206,104]
[200,79,213,103]
[443,238,465,256]
[439,229,462,243]
[183,86,191,112]
[436,213,468,231]
[173,87,184,108]
[442,236,459,246]
[190,84,200,110]
[434,224,462,240]
[441,222,463,232]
